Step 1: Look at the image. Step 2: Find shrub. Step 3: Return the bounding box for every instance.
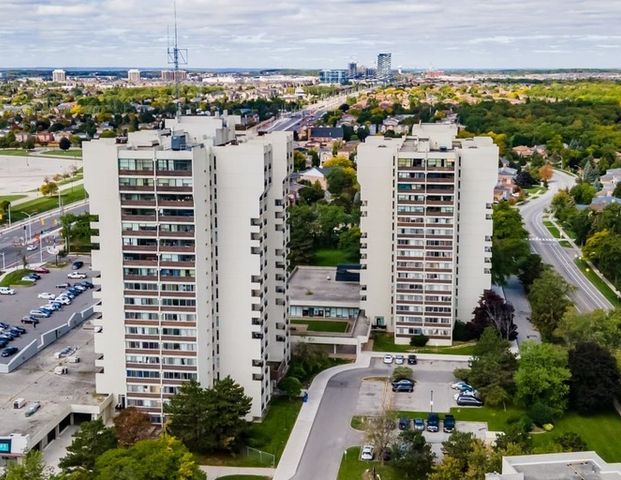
[392,367,414,382]
[453,368,470,382]
[528,402,556,427]
[517,415,533,432]
[453,320,476,342]
[278,376,302,398]
[557,432,587,452]
[409,334,429,347]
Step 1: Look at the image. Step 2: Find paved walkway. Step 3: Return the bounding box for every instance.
[200,465,275,479]
[9,178,84,207]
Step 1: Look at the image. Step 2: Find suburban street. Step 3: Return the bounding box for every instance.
[519,170,612,312]
[0,201,89,270]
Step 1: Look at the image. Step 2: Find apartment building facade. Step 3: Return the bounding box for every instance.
[84,116,292,421]
[358,124,497,345]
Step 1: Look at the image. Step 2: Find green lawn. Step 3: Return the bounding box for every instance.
[337,447,400,480]
[559,240,572,248]
[41,149,82,158]
[0,194,26,203]
[0,269,34,287]
[57,174,83,186]
[371,332,475,355]
[3,185,88,224]
[0,149,30,156]
[575,258,621,307]
[291,319,349,333]
[199,398,302,467]
[543,221,561,239]
[312,248,354,266]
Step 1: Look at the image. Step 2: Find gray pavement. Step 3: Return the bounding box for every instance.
[502,276,540,344]
[519,170,612,313]
[0,255,93,364]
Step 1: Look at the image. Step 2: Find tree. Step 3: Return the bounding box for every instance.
[614,182,621,199]
[391,366,414,382]
[309,149,320,167]
[551,189,576,224]
[326,167,356,196]
[112,407,153,447]
[593,204,621,235]
[293,150,307,171]
[568,342,621,413]
[287,204,315,267]
[538,163,553,181]
[469,290,517,340]
[165,377,251,453]
[583,230,621,287]
[569,182,596,205]
[39,181,59,197]
[391,430,434,479]
[365,409,397,464]
[3,450,46,480]
[409,334,429,347]
[278,376,302,398]
[59,418,118,473]
[338,226,360,261]
[555,308,621,351]
[94,437,206,480]
[527,269,573,341]
[515,170,536,188]
[491,201,530,285]
[515,342,571,416]
[518,254,545,293]
[556,432,587,452]
[298,181,324,204]
[569,208,594,246]
[59,136,71,150]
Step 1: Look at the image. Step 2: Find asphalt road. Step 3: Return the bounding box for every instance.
[0,255,93,364]
[519,170,612,312]
[0,201,89,270]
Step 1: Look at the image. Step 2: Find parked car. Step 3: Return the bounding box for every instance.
[11,326,26,334]
[21,316,40,325]
[0,322,9,329]
[54,346,75,359]
[1,346,19,357]
[24,401,41,417]
[451,381,473,390]
[38,292,56,300]
[79,280,94,289]
[0,339,8,349]
[26,244,37,251]
[0,287,15,295]
[443,414,456,433]
[29,310,50,318]
[426,413,440,432]
[398,417,411,430]
[72,261,84,270]
[456,395,483,407]
[56,282,71,289]
[407,354,418,365]
[38,306,54,315]
[453,389,479,401]
[45,302,62,311]
[7,328,22,337]
[54,296,71,305]
[382,354,393,364]
[73,284,87,292]
[413,418,425,431]
[21,275,37,283]
[392,382,414,393]
[28,273,41,280]
[67,272,87,279]
[394,354,405,365]
[361,445,374,461]
[32,266,50,274]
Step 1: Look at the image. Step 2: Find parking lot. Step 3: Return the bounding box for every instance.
[355,357,488,456]
[0,256,94,364]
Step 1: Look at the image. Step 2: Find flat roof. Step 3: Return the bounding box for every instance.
[499,453,621,480]
[0,322,107,444]
[288,266,360,307]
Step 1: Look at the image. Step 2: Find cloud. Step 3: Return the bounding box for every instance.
[0,0,620,69]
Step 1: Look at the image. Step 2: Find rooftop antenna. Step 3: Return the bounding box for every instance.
[167,0,188,117]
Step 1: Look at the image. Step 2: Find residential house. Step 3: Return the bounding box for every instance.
[494,166,518,201]
[309,127,344,143]
[590,196,621,211]
[14,132,34,143]
[298,167,333,190]
[35,132,55,144]
[598,167,621,196]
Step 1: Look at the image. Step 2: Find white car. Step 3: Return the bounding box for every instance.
[383,354,393,364]
[451,381,472,390]
[37,292,56,300]
[26,244,37,251]
[0,287,15,295]
[361,445,374,461]
[454,389,479,401]
[67,272,87,279]
[395,354,405,365]
[55,296,71,305]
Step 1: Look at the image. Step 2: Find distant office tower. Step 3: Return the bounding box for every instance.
[128,69,141,83]
[84,115,292,422]
[348,62,358,79]
[161,70,187,82]
[52,69,66,82]
[357,124,497,345]
[319,69,349,84]
[377,53,392,80]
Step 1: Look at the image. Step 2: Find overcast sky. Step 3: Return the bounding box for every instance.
[2,0,621,70]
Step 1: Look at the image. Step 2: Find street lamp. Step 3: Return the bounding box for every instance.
[23,212,33,243]
[0,252,5,270]
[430,389,434,413]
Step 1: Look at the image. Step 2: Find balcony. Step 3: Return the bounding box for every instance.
[119,169,154,176]
[158,200,194,207]
[156,169,192,177]
[119,184,154,192]
[121,200,156,207]
[158,215,195,223]
[159,260,195,268]
[121,214,157,222]
[122,229,158,238]
[123,259,158,267]
[159,245,195,253]
[123,244,158,252]
[159,275,195,283]
[156,185,192,193]
[159,230,195,238]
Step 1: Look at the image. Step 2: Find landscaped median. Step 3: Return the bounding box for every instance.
[0,268,35,287]
[291,319,349,333]
[574,257,621,307]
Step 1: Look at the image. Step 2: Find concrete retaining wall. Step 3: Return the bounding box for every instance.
[0,305,94,374]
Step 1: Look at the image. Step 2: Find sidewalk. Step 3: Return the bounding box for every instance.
[201,466,275,479]
[273,356,371,480]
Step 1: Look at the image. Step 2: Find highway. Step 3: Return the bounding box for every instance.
[0,201,89,270]
[519,170,612,312]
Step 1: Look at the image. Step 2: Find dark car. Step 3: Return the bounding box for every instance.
[21,316,40,325]
[72,260,84,270]
[0,339,8,348]
[398,417,411,430]
[28,273,41,280]
[8,328,22,337]
[1,347,18,357]
[407,354,418,365]
[0,322,9,329]
[79,280,94,289]
[427,413,440,432]
[56,282,71,289]
[456,395,483,407]
[443,414,456,433]
[392,380,414,393]
[11,326,26,334]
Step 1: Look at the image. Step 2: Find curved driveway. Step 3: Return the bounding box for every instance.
[518,170,612,312]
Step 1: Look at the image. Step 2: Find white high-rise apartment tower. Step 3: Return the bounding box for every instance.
[52,69,66,82]
[128,69,141,83]
[358,124,497,345]
[377,53,392,80]
[84,115,292,422]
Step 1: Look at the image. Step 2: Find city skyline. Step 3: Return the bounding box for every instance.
[1,0,621,69]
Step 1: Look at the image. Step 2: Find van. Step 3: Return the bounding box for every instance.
[54,366,68,375]
[13,398,26,409]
